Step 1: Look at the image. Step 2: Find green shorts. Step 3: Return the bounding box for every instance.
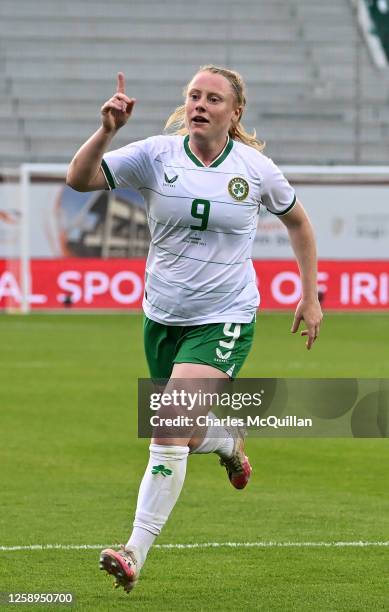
[144,316,255,380]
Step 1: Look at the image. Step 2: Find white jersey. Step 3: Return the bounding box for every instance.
[102,134,295,325]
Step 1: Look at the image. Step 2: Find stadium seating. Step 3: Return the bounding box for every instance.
[1,0,389,165]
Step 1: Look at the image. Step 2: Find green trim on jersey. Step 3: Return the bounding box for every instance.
[183,135,233,168]
[271,194,297,216]
[101,159,116,190]
[144,316,255,380]
[211,136,234,167]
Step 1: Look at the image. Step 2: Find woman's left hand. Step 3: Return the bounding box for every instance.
[291,298,323,350]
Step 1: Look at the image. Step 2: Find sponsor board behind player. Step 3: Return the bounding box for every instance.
[67,65,323,593]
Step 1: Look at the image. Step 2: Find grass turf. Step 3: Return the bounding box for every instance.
[0,313,388,611]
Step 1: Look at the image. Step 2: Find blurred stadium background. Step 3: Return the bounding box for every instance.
[1,2,389,611]
[0,0,389,312]
[1,0,389,165]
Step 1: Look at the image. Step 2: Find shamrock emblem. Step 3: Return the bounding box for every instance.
[228,177,249,201]
[151,464,173,477]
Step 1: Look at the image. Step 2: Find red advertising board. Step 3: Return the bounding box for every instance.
[253,260,389,309]
[0,259,388,310]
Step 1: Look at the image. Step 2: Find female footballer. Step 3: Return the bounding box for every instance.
[67,65,323,593]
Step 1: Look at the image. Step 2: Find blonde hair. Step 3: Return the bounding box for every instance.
[164,64,265,152]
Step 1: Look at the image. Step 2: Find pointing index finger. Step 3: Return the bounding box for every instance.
[117,72,125,94]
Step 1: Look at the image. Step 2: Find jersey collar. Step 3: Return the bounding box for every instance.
[183,134,233,168]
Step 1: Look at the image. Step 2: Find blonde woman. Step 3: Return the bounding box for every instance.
[67,65,322,593]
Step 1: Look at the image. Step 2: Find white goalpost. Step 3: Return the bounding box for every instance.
[19,164,68,314]
[0,164,68,314]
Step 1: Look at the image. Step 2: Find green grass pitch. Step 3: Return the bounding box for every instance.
[0,312,388,611]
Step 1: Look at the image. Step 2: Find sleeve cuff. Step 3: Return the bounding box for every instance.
[269,193,297,216]
[101,159,116,190]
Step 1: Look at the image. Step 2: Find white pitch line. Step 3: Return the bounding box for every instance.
[0,541,388,552]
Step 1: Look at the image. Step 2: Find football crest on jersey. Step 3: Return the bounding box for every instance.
[228,177,249,201]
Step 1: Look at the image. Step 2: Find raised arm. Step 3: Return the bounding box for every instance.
[279,199,323,350]
[66,73,136,192]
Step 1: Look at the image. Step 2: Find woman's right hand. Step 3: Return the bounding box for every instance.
[100,72,136,133]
